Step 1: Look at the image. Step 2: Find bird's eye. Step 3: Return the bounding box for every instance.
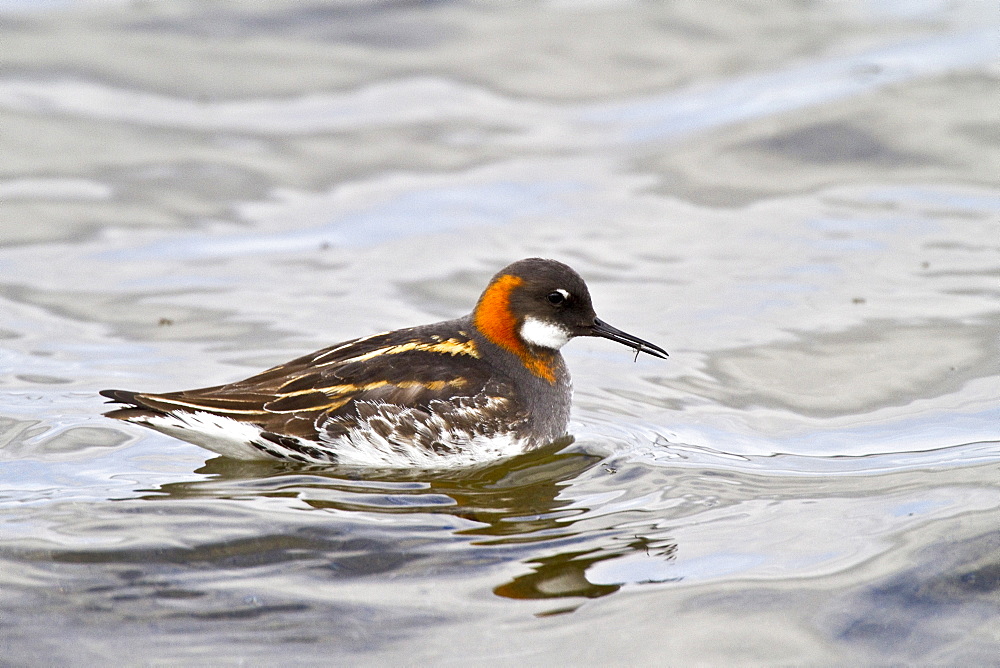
[547,290,568,306]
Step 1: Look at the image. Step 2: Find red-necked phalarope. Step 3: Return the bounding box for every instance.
[101,258,668,468]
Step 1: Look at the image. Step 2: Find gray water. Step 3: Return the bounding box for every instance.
[2,1,1000,664]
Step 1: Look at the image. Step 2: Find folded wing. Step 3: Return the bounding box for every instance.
[101,322,510,441]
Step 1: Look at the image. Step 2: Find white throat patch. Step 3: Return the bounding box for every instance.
[520,317,571,350]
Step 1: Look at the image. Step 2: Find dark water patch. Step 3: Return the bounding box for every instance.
[957,121,1000,146]
[14,373,71,384]
[173,602,311,621]
[748,122,928,165]
[22,532,409,572]
[127,2,456,49]
[98,160,273,213]
[832,528,1000,662]
[0,565,445,662]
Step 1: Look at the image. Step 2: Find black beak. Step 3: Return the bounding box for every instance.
[590,318,669,359]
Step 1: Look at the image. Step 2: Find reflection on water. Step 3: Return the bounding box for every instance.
[494,534,679,608]
[4,421,1000,661]
[150,439,592,527]
[143,442,663,603]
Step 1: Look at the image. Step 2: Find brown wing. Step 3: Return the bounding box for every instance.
[101,318,506,439]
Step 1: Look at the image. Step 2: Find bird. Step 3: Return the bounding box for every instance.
[101,258,668,468]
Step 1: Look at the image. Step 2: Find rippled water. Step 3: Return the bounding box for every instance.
[2,1,999,664]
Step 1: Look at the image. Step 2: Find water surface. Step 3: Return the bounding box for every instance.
[1,1,999,664]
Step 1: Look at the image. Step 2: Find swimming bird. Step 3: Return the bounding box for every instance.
[101,258,667,468]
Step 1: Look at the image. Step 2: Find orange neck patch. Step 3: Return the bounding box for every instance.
[474,274,557,383]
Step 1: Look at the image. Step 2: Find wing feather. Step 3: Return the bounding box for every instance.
[102,318,506,441]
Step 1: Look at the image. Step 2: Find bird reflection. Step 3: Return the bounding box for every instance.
[140,439,678,605]
[146,437,593,537]
[494,535,678,607]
